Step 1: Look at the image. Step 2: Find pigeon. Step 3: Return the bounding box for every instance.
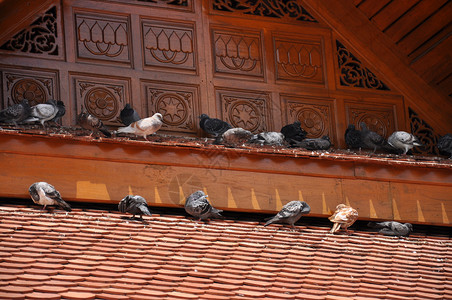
[118,195,152,221]
[360,122,385,153]
[116,113,163,140]
[438,133,452,158]
[25,99,59,129]
[28,182,71,211]
[49,100,66,125]
[0,99,31,126]
[344,124,362,149]
[329,204,358,234]
[264,201,311,228]
[77,106,111,138]
[185,190,223,221]
[199,114,232,137]
[249,132,285,146]
[120,103,140,126]
[218,127,253,146]
[368,221,413,236]
[281,121,307,145]
[387,131,422,155]
[291,135,331,150]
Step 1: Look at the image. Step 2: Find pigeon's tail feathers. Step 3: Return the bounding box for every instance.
[24,117,39,123]
[367,221,388,229]
[138,204,152,216]
[210,207,223,219]
[116,125,134,134]
[264,216,278,227]
[99,126,111,137]
[56,199,72,212]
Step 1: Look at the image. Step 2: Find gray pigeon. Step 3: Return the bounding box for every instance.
[345,124,362,149]
[118,195,151,221]
[199,114,232,137]
[291,135,331,150]
[387,131,422,155]
[120,103,140,126]
[25,99,59,129]
[116,113,163,140]
[250,132,285,146]
[77,106,111,138]
[438,133,452,158]
[0,99,31,126]
[219,127,253,146]
[264,201,311,228]
[360,122,385,153]
[49,100,66,125]
[185,190,223,221]
[368,221,413,236]
[29,182,71,211]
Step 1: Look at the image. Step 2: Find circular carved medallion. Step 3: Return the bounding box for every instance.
[358,115,387,137]
[85,87,118,120]
[230,102,260,132]
[297,108,324,138]
[156,94,187,126]
[11,79,47,106]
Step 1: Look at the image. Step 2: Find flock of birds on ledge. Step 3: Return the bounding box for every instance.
[1,98,452,157]
[28,181,413,237]
[0,99,447,238]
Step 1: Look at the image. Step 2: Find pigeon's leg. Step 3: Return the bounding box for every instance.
[330,223,339,233]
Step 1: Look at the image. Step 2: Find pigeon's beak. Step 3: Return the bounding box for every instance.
[205,195,209,198]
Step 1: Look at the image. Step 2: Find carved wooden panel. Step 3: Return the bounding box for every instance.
[336,40,390,91]
[211,0,318,23]
[142,19,196,73]
[107,0,193,11]
[143,81,199,134]
[409,108,440,155]
[281,95,335,140]
[212,29,263,78]
[217,89,270,133]
[0,5,63,60]
[72,74,130,125]
[345,101,396,139]
[274,35,324,84]
[1,67,59,108]
[75,12,131,65]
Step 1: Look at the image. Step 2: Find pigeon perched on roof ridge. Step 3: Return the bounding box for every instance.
[218,127,253,146]
[116,113,163,140]
[329,204,358,234]
[437,133,452,158]
[29,182,71,212]
[367,221,413,236]
[185,190,223,221]
[264,200,311,229]
[345,124,362,150]
[118,195,151,221]
[387,131,422,155]
[280,120,307,144]
[0,99,31,126]
[199,114,232,137]
[249,131,285,146]
[360,122,385,153]
[291,135,331,150]
[120,103,140,126]
[77,106,111,138]
[25,99,59,129]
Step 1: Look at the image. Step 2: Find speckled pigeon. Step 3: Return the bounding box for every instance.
[118,195,151,220]
[291,135,331,150]
[77,106,111,138]
[199,114,232,137]
[329,204,358,234]
[116,113,163,140]
[387,131,422,155]
[264,201,311,228]
[0,99,31,126]
[368,221,413,236]
[438,133,452,158]
[29,182,71,212]
[219,127,253,146]
[185,190,223,221]
[249,132,285,146]
[120,103,140,126]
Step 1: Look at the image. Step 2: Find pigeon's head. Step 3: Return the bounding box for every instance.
[335,204,348,211]
[293,120,301,126]
[124,103,131,109]
[322,136,330,141]
[56,100,65,108]
[47,99,58,106]
[347,124,356,130]
[153,113,163,120]
[406,223,413,232]
[20,99,30,106]
[301,201,311,214]
[199,114,209,120]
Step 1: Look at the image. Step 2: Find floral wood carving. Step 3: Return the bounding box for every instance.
[287,102,331,138]
[76,13,130,63]
[275,38,323,83]
[336,40,390,91]
[347,105,394,138]
[143,21,196,71]
[0,6,58,56]
[409,108,439,155]
[212,0,317,23]
[213,30,263,77]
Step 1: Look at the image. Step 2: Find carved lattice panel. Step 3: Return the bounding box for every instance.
[282,96,335,141]
[345,102,396,139]
[213,29,263,78]
[143,81,199,134]
[409,108,440,155]
[211,0,318,23]
[217,89,270,133]
[1,67,59,108]
[72,75,130,126]
[142,19,196,72]
[274,36,324,84]
[75,12,131,65]
[0,6,63,60]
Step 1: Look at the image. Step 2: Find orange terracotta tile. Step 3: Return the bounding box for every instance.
[60,291,97,300]
[24,292,61,300]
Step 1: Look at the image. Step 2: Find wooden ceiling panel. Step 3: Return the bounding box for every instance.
[356,0,391,19]
[370,0,418,32]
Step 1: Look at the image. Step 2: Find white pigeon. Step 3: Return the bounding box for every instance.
[28,182,71,211]
[25,99,59,128]
[116,113,163,140]
[388,131,422,155]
